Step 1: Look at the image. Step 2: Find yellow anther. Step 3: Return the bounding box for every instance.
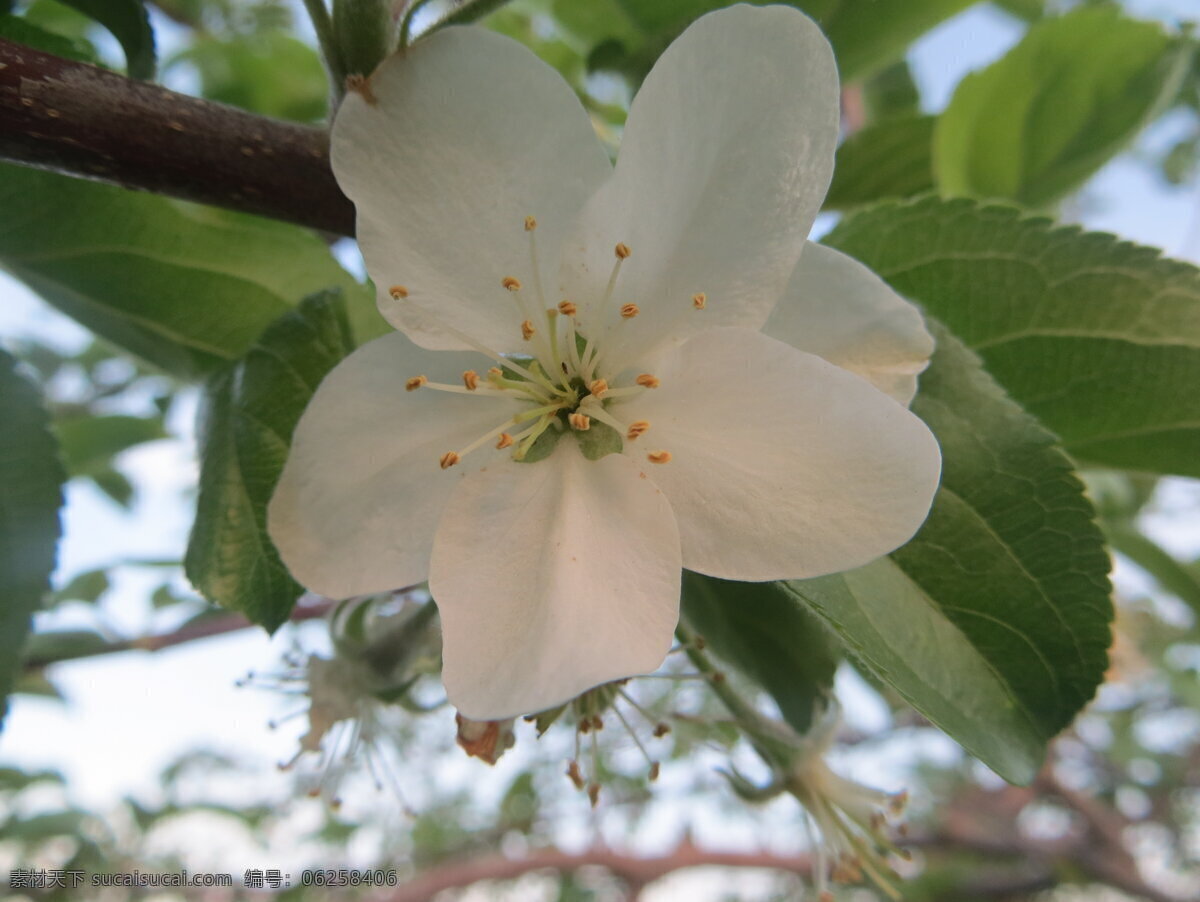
[462,370,479,391]
[502,276,522,291]
[692,292,707,310]
[635,374,660,389]
[626,420,650,440]
[496,433,514,449]
[389,284,409,299]
[524,215,537,231]
[439,451,461,469]
[647,450,672,464]
[405,375,427,391]
[521,319,536,341]
[587,379,609,397]
[488,367,503,378]
[568,412,591,431]
[615,242,631,259]
[557,300,578,316]
[620,303,640,318]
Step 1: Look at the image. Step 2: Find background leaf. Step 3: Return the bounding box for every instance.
[56,0,155,78]
[788,323,1112,783]
[170,33,328,122]
[935,5,1189,207]
[825,115,935,210]
[0,165,363,378]
[0,351,66,728]
[817,0,979,82]
[185,290,355,631]
[681,572,838,734]
[552,0,978,88]
[824,196,1200,477]
[55,415,166,476]
[0,12,99,62]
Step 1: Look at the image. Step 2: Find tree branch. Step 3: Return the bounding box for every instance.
[381,843,814,902]
[0,39,356,235]
[21,597,336,670]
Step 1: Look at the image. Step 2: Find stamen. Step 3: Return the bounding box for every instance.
[647,451,672,464]
[524,215,537,231]
[612,704,659,781]
[389,285,409,300]
[620,303,640,319]
[513,413,558,461]
[636,374,661,389]
[581,241,633,377]
[439,452,460,469]
[626,420,650,440]
[566,760,585,790]
[692,292,707,310]
[568,412,591,431]
[502,276,522,292]
[496,433,514,449]
[558,300,577,316]
[587,379,609,397]
[462,370,479,390]
[576,398,631,436]
[405,375,427,391]
[521,319,536,341]
[401,298,555,391]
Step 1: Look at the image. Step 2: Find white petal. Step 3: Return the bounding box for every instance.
[268,332,526,598]
[430,441,681,720]
[764,242,934,405]
[332,27,612,353]
[616,328,941,581]
[558,5,839,367]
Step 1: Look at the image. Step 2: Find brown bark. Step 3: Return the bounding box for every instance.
[0,38,355,236]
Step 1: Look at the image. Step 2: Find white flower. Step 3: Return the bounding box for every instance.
[268,4,941,721]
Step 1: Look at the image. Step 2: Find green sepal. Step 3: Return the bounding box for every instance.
[516,423,562,464]
[575,419,622,460]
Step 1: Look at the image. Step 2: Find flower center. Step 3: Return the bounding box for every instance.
[395,216,706,471]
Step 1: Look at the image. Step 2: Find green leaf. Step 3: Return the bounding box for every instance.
[818,0,979,82]
[1105,523,1200,619]
[90,469,134,508]
[787,324,1112,784]
[171,33,328,122]
[185,290,355,631]
[992,0,1044,22]
[861,59,921,120]
[55,414,165,477]
[20,629,111,665]
[0,12,98,62]
[824,115,935,210]
[53,567,109,605]
[681,572,838,734]
[554,0,977,86]
[824,196,1200,477]
[57,0,155,78]
[935,5,1190,207]
[0,351,66,728]
[0,165,360,378]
